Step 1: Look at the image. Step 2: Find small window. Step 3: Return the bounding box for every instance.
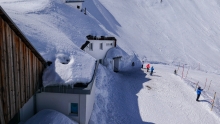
[99,59,102,64]
[106,43,112,46]
[100,43,103,50]
[89,43,93,51]
[77,5,80,9]
[70,103,78,116]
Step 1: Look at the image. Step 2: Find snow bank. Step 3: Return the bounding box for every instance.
[24,109,78,124]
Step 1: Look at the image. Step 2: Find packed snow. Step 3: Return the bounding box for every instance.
[1,0,220,123]
[24,109,78,124]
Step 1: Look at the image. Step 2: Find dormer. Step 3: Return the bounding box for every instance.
[82,35,117,64]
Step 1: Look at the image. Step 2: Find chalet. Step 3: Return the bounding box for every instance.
[65,0,85,10]
[0,6,46,124]
[82,35,121,72]
[0,6,98,124]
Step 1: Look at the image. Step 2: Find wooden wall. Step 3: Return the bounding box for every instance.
[0,16,45,123]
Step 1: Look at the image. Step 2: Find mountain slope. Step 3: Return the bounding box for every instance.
[86,0,220,73]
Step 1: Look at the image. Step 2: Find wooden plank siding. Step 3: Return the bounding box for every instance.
[0,17,6,124]
[0,7,46,123]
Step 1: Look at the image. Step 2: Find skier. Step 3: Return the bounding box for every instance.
[146,64,150,72]
[174,69,177,75]
[150,66,154,75]
[196,86,203,101]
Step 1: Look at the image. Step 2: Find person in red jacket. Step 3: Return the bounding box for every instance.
[146,64,150,72]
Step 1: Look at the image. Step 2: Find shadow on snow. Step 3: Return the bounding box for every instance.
[105,68,153,124]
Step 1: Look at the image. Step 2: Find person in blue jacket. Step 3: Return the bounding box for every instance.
[196,86,203,101]
[150,66,154,76]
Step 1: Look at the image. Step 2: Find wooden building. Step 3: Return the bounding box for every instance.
[0,6,46,124]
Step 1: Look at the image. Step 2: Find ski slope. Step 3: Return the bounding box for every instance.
[85,0,220,73]
[90,64,220,124]
[138,65,220,124]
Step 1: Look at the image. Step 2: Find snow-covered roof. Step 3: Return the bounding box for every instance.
[0,6,46,65]
[42,53,96,87]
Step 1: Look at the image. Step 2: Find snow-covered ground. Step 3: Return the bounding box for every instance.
[1,0,220,123]
[24,109,78,124]
[89,64,220,124]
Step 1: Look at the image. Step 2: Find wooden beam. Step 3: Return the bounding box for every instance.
[19,39,25,106]
[23,44,27,103]
[10,28,16,118]
[6,22,16,119]
[0,17,6,124]
[12,31,21,112]
[33,56,36,93]
[27,49,32,99]
[2,19,10,123]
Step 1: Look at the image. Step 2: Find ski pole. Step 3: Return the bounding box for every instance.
[185,68,190,78]
[204,78,207,90]
[182,65,184,79]
[208,80,212,91]
[211,92,216,111]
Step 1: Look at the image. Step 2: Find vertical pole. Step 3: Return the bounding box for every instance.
[182,65,184,79]
[204,78,207,90]
[208,80,212,91]
[177,63,180,72]
[195,81,199,91]
[211,92,216,111]
[185,68,190,78]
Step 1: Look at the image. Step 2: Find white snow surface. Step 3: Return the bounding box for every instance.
[1,0,220,123]
[24,109,78,124]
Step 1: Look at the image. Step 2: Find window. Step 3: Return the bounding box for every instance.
[100,43,103,50]
[99,59,102,64]
[106,43,112,46]
[89,43,93,51]
[70,103,78,116]
[77,5,80,9]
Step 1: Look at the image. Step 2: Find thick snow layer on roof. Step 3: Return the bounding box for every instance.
[43,52,96,87]
[24,109,78,124]
[0,0,98,85]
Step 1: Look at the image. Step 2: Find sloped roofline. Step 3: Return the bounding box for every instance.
[0,6,46,65]
[86,35,117,47]
[66,0,85,3]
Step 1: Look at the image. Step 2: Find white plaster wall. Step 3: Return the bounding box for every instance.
[85,40,115,60]
[36,92,80,122]
[85,78,96,124]
[79,94,86,124]
[20,96,35,122]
